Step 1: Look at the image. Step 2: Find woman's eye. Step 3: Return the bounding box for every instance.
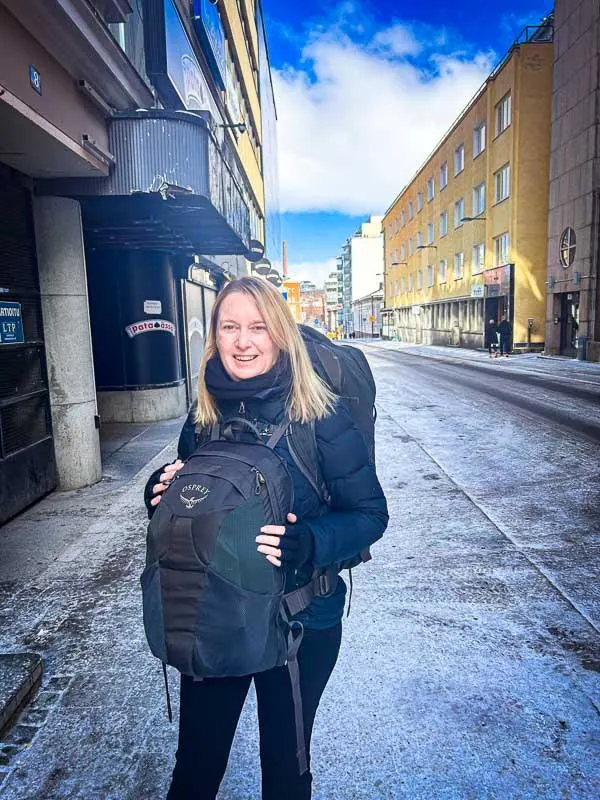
[251,326,267,333]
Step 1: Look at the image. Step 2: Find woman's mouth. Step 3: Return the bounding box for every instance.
[233,355,258,362]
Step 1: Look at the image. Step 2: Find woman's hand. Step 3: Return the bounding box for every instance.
[150,460,184,507]
[256,513,313,568]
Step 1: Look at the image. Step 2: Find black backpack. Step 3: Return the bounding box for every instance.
[142,417,328,773]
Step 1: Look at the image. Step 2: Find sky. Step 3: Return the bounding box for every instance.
[261,0,551,285]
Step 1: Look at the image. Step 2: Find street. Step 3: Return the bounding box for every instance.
[1,346,600,799]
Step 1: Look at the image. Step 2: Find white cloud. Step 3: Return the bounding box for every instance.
[286,258,337,286]
[273,11,495,215]
[371,24,422,58]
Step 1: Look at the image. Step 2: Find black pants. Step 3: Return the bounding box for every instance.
[167,624,342,800]
[500,337,510,355]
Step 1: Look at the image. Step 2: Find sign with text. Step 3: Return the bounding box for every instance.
[483,265,511,297]
[0,302,24,344]
[192,0,226,89]
[125,319,175,338]
[471,284,485,298]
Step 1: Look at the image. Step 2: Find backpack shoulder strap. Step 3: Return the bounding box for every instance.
[286,421,328,504]
[311,343,343,393]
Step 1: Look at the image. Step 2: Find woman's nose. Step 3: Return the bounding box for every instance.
[236,328,250,348]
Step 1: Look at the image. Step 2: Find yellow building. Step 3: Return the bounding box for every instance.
[283,280,302,323]
[382,19,553,351]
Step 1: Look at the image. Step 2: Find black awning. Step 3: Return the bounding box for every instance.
[38,110,253,256]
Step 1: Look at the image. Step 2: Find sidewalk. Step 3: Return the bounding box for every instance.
[0,415,184,770]
[358,338,600,386]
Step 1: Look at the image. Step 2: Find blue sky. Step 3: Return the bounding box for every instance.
[260,0,551,284]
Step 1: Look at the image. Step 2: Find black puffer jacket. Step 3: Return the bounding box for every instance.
[144,389,388,629]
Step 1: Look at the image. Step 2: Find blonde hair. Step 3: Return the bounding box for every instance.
[196,276,336,426]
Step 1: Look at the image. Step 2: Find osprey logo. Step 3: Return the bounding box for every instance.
[180,483,210,509]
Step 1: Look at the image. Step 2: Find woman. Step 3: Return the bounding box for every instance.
[145,276,388,800]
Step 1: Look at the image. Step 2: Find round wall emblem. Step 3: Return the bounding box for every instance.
[559,227,576,268]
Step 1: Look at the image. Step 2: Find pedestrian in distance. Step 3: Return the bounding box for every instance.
[498,315,512,357]
[485,318,499,358]
[143,276,388,800]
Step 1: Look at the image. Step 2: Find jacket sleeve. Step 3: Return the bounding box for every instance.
[305,405,388,568]
[143,404,199,518]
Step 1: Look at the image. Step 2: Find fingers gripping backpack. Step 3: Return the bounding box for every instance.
[142,417,311,773]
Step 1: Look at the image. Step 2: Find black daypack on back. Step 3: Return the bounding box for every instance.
[299,325,376,464]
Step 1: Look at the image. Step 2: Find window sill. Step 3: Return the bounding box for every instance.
[493,197,510,207]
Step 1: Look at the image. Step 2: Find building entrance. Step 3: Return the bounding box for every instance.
[0,172,56,525]
[560,292,579,358]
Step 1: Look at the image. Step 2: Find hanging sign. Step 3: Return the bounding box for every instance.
[0,302,25,345]
[125,319,176,338]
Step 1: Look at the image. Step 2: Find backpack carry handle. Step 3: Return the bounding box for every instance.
[212,417,263,442]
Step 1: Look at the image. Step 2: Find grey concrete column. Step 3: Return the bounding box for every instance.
[33,196,102,490]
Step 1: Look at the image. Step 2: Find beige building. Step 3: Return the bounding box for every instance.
[545,0,600,361]
[382,17,554,351]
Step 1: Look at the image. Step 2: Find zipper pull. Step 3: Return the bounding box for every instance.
[239,401,246,416]
[252,468,265,495]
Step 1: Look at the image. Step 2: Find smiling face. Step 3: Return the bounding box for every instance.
[216,292,279,381]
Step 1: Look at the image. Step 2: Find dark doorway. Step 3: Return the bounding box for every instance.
[560,292,579,357]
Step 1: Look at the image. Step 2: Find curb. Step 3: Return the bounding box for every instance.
[0,653,43,739]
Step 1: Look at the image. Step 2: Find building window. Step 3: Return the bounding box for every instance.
[559,227,576,267]
[473,122,486,157]
[454,252,464,280]
[496,93,512,135]
[454,144,465,176]
[473,182,486,217]
[426,223,434,245]
[417,192,423,212]
[400,242,406,261]
[427,265,434,287]
[417,270,423,289]
[454,198,465,228]
[408,201,414,220]
[440,161,448,190]
[409,273,414,291]
[408,238,414,256]
[427,177,435,202]
[417,230,423,248]
[494,232,510,265]
[401,209,406,227]
[494,163,510,203]
[440,210,448,237]
[472,242,485,274]
[439,259,447,283]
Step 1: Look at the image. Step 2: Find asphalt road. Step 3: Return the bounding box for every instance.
[0,347,599,799]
